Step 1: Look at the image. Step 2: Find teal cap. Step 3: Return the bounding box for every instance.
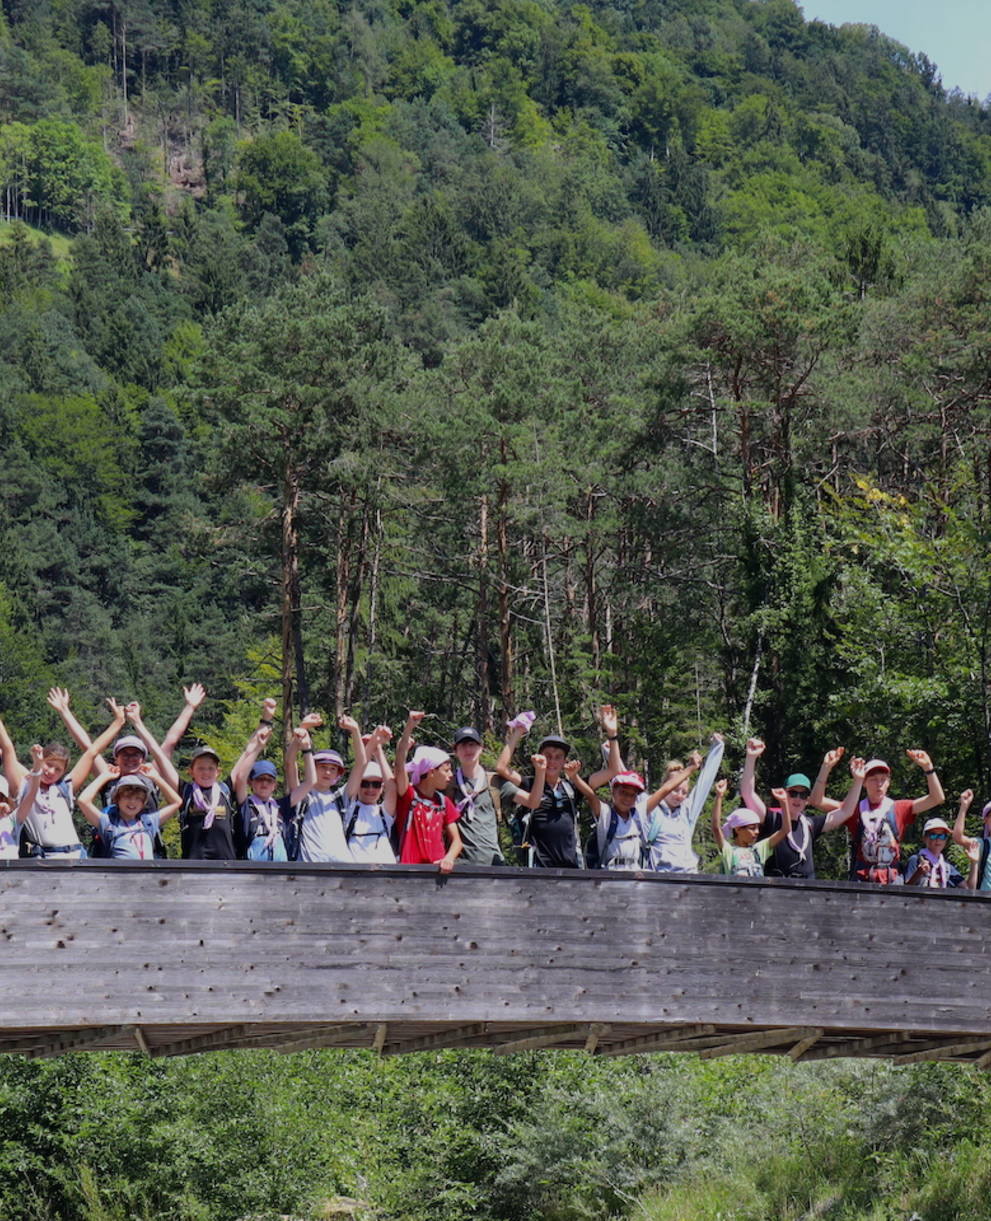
[784,773,812,791]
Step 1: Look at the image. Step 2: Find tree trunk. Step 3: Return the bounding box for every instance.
[496,442,513,723]
[280,452,304,751]
[475,493,491,733]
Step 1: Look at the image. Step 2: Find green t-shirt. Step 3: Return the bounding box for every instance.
[719,837,773,878]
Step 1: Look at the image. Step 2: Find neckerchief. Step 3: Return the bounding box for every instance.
[920,846,949,888]
[191,783,222,829]
[248,795,280,849]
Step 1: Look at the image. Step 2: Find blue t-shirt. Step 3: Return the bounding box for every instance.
[98,810,162,859]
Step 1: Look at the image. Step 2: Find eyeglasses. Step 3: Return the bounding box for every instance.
[787,790,811,799]
[925,832,948,840]
[360,780,383,790]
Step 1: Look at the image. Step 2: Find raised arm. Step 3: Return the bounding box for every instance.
[15,744,45,821]
[161,683,206,759]
[822,757,866,832]
[644,752,703,815]
[125,701,178,789]
[495,725,527,786]
[765,788,793,848]
[0,715,27,793]
[286,712,323,790]
[145,764,183,825]
[77,765,118,827]
[68,699,127,790]
[565,759,601,818]
[740,737,766,818]
[907,749,944,815]
[587,704,623,790]
[231,724,273,804]
[511,755,548,810]
[369,726,396,815]
[288,728,317,805]
[809,747,845,813]
[710,778,728,851]
[340,714,367,799]
[46,688,94,755]
[393,711,426,799]
[952,789,976,850]
[964,838,981,890]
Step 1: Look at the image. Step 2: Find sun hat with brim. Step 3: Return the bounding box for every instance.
[784,773,812,792]
[113,774,153,796]
[313,750,345,768]
[923,818,951,835]
[113,735,148,757]
[249,760,278,780]
[190,746,221,764]
[611,771,645,793]
[864,759,891,776]
[538,735,571,754]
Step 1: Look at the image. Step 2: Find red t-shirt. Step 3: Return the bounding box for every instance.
[396,786,459,864]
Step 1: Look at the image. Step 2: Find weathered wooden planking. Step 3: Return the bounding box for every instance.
[1,861,990,1057]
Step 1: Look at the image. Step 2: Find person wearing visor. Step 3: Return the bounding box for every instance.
[822,752,944,885]
[741,738,841,879]
[905,816,978,889]
[446,726,504,866]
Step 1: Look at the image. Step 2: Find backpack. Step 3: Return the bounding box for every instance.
[344,797,399,857]
[583,808,618,870]
[19,779,79,857]
[92,810,163,859]
[851,798,900,879]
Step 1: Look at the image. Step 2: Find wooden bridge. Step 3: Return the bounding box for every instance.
[1,860,990,1064]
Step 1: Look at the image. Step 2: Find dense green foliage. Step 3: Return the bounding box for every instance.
[1,1047,991,1220]
[3,4,991,1216]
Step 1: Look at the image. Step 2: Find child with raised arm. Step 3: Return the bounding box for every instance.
[640,737,725,874]
[496,725,582,869]
[821,751,944,885]
[0,770,29,859]
[740,738,843,880]
[952,789,991,892]
[567,761,645,871]
[290,715,364,863]
[905,816,979,889]
[0,700,126,858]
[711,780,792,878]
[77,764,182,860]
[446,725,505,867]
[344,725,397,864]
[229,702,297,861]
[393,711,462,873]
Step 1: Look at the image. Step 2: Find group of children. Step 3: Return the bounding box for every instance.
[0,690,988,890]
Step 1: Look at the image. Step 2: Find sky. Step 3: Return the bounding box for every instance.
[799,1,991,100]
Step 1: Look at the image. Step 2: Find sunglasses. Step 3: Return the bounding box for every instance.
[787,790,811,799]
[360,779,383,790]
[925,832,948,840]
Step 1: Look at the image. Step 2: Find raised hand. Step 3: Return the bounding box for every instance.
[531,753,547,770]
[687,751,703,770]
[294,727,312,751]
[746,738,765,758]
[966,839,982,864]
[125,701,142,724]
[46,687,71,713]
[849,757,867,781]
[714,778,728,796]
[338,714,360,734]
[822,746,845,770]
[301,712,324,730]
[959,789,974,811]
[907,748,934,772]
[770,786,789,806]
[183,683,206,709]
[105,697,126,724]
[564,758,582,780]
[30,743,45,770]
[256,726,272,749]
[261,698,277,720]
[597,704,618,737]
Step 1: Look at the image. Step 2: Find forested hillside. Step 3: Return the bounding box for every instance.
[4,0,991,799]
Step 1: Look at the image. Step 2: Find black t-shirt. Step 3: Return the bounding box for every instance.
[759,807,827,878]
[503,776,579,869]
[179,781,236,860]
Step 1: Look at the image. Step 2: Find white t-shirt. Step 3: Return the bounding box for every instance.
[345,800,396,864]
[597,805,644,870]
[296,786,352,863]
[0,812,24,860]
[20,779,78,850]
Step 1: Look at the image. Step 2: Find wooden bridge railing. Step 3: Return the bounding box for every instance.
[1,860,989,1063]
